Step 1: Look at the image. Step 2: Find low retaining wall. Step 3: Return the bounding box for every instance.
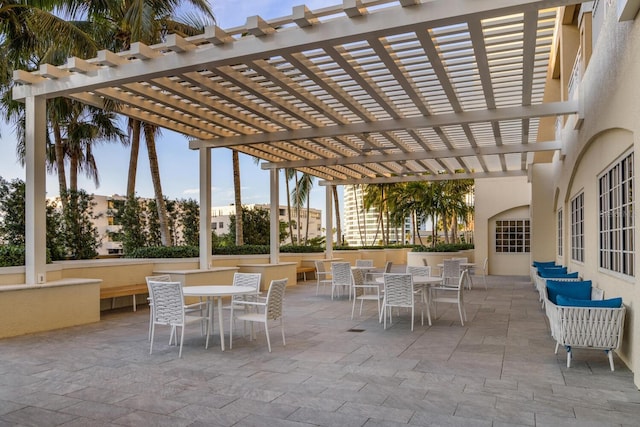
[0,279,101,339]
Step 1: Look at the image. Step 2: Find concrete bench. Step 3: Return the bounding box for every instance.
[296,266,315,281]
[100,284,148,311]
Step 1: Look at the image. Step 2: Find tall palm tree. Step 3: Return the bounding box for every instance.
[332,185,342,246]
[284,168,295,244]
[232,150,243,245]
[291,172,314,244]
[72,0,215,246]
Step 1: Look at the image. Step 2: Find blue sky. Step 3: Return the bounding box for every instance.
[0,0,341,216]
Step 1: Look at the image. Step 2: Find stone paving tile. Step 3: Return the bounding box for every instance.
[0,399,25,416]
[287,406,367,427]
[409,410,492,426]
[338,401,414,424]
[234,413,315,427]
[7,391,82,411]
[272,391,345,412]
[0,406,78,426]
[61,400,135,421]
[112,410,193,427]
[454,402,535,426]
[534,412,621,427]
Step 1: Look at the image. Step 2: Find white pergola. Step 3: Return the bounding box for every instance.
[13,0,585,284]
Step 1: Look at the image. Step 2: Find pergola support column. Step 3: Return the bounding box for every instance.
[24,96,47,285]
[269,169,279,264]
[199,147,212,269]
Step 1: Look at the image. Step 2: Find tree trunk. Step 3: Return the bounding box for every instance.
[52,122,67,205]
[232,150,243,245]
[145,126,171,246]
[305,192,310,244]
[284,170,294,244]
[126,120,141,198]
[70,154,78,192]
[295,171,301,245]
[332,186,341,245]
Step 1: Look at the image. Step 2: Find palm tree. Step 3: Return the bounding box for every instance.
[232,150,243,245]
[332,185,342,246]
[284,168,295,244]
[74,0,215,246]
[0,1,99,198]
[291,172,315,244]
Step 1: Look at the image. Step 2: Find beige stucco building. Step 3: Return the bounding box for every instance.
[474,1,640,384]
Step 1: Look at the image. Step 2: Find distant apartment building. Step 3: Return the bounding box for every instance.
[92,194,126,256]
[212,204,322,245]
[343,186,409,246]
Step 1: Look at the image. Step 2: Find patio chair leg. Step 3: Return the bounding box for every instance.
[280,319,286,347]
[265,323,272,352]
[607,350,615,371]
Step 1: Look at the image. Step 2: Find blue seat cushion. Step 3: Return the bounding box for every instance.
[546,280,592,304]
[538,270,577,279]
[538,266,567,274]
[533,261,557,268]
[556,295,623,308]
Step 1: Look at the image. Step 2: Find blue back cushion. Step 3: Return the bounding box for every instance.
[538,270,577,279]
[546,280,592,304]
[538,266,567,274]
[556,295,623,308]
[533,261,557,268]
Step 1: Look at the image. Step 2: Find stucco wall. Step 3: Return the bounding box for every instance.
[546,4,640,384]
[475,176,531,276]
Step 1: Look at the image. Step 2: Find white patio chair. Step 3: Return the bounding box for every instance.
[351,268,383,320]
[331,262,352,300]
[355,259,374,268]
[382,273,416,331]
[230,278,287,352]
[147,280,209,358]
[480,257,488,290]
[442,259,462,287]
[314,260,332,296]
[145,274,171,341]
[430,269,468,326]
[225,273,261,339]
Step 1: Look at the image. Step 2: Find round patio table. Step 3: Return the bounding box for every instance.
[183,285,256,351]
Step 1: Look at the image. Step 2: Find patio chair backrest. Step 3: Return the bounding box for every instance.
[147,281,184,325]
[315,260,327,274]
[356,259,374,268]
[406,265,431,278]
[332,262,352,286]
[443,259,462,286]
[265,279,287,321]
[232,272,261,291]
[351,268,365,297]
[384,261,393,273]
[383,274,414,308]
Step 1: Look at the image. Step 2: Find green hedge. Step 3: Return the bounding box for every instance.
[280,245,324,253]
[126,245,199,258]
[213,245,269,255]
[0,245,52,267]
[412,243,474,252]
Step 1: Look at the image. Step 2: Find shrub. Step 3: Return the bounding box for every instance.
[280,245,324,253]
[213,245,270,255]
[126,246,199,258]
[412,243,474,252]
[0,245,52,266]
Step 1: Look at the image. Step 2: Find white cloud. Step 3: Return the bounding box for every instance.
[183,188,199,195]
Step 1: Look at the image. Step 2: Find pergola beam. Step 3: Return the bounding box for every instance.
[261,140,562,170]
[190,101,578,149]
[320,170,527,186]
